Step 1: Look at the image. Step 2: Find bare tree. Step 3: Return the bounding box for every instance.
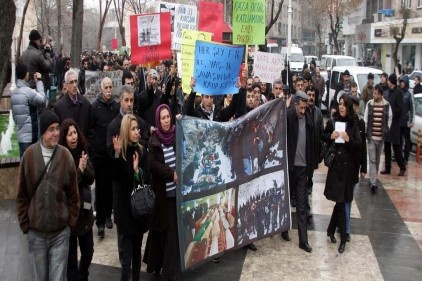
[113,0,127,47]
[259,0,283,52]
[97,0,113,51]
[16,0,31,59]
[0,0,16,97]
[391,4,412,69]
[126,0,142,14]
[71,0,84,68]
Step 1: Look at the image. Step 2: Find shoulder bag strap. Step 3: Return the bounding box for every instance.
[33,147,58,192]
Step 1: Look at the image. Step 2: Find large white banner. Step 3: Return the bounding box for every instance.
[252,51,283,83]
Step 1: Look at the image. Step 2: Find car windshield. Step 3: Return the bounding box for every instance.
[409,71,422,80]
[291,53,304,62]
[353,74,381,92]
[337,59,357,67]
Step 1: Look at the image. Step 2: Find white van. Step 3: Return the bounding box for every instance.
[304,55,318,65]
[323,66,383,111]
[320,55,357,71]
[280,44,304,73]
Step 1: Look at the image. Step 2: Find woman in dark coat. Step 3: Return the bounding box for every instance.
[144,104,181,280]
[322,94,361,253]
[112,114,148,281]
[59,118,95,281]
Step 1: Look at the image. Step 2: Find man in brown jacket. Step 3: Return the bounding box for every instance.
[16,109,79,281]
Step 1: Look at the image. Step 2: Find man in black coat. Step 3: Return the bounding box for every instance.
[286,91,313,253]
[381,73,406,176]
[89,77,120,238]
[54,69,92,138]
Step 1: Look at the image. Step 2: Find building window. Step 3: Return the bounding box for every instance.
[418,0,422,7]
[402,0,411,7]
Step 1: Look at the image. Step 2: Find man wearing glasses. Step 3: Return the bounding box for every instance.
[54,69,92,137]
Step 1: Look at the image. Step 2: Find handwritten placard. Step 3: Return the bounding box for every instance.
[198,1,223,42]
[252,51,283,83]
[232,0,266,45]
[173,4,198,51]
[193,41,243,95]
[130,12,172,64]
[181,30,213,94]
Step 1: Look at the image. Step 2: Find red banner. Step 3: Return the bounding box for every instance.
[198,1,223,43]
[130,12,172,64]
[111,38,118,50]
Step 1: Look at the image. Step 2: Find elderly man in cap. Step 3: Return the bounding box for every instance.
[16,109,79,281]
[286,91,314,253]
[11,64,47,157]
[20,29,53,91]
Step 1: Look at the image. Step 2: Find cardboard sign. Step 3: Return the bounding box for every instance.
[252,51,283,83]
[193,41,244,95]
[232,0,266,45]
[130,12,172,64]
[198,1,223,42]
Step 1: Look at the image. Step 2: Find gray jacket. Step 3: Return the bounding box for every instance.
[11,79,46,143]
[20,45,52,89]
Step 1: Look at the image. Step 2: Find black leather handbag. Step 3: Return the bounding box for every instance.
[323,142,336,168]
[130,169,155,222]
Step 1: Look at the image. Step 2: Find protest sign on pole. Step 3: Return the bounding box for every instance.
[232,0,266,45]
[198,1,223,42]
[252,51,283,83]
[193,41,243,95]
[130,12,172,64]
[176,98,291,271]
[181,30,213,94]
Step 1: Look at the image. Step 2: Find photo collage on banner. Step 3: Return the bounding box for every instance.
[176,98,291,271]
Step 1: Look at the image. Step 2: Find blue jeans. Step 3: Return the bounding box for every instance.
[345,184,356,234]
[27,226,70,281]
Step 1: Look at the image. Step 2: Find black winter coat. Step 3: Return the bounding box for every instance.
[323,116,361,203]
[54,94,92,138]
[286,107,313,174]
[89,96,119,158]
[112,144,148,236]
[384,85,403,144]
[148,134,176,232]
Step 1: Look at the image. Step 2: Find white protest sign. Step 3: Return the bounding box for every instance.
[252,51,283,83]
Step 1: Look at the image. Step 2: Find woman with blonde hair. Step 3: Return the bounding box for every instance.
[112,114,149,281]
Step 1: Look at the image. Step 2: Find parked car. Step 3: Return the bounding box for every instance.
[325,66,383,110]
[408,70,422,90]
[320,55,357,71]
[411,93,422,149]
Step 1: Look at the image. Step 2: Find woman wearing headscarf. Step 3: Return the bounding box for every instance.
[112,114,149,281]
[59,118,95,281]
[322,94,361,253]
[144,104,180,280]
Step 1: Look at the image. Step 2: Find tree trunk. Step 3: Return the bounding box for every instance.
[0,0,16,98]
[119,25,126,47]
[71,0,84,68]
[57,0,63,54]
[17,0,31,59]
[97,0,111,52]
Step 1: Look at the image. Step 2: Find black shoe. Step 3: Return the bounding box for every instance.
[281,231,291,241]
[346,233,351,242]
[380,170,390,175]
[338,242,346,253]
[398,169,405,176]
[246,243,257,251]
[308,187,312,195]
[98,225,105,238]
[105,217,113,229]
[327,232,337,243]
[212,257,220,263]
[299,243,312,253]
[291,198,296,207]
[371,185,377,194]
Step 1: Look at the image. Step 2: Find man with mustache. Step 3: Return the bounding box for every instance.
[286,91,314,253]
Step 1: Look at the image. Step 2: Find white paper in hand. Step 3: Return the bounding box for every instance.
[335,122,346,143]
